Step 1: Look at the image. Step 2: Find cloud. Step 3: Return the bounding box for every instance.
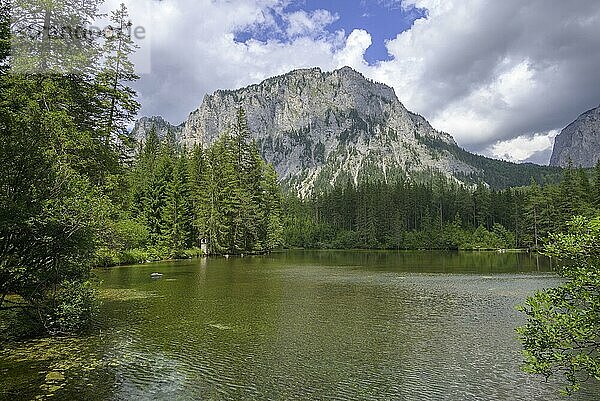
[286,9,339,38]
[368,0,600,153]
[111,0,600,165]
[334,29,372,68]
[485,130,559,164]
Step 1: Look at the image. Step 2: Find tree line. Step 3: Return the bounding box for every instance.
[98,108,284,266]
[283,162,600,250]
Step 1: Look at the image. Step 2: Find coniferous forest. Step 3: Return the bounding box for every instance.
[284,162,600,251]
[101,108,284,266]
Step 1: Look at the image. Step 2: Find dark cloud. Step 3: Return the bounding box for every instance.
[379,0,600,156]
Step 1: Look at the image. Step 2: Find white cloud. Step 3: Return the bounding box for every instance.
[286,9,339,37]
[426,61,537,145]
[334,29,372,69]
[367,0,600,152]
[485,130,559,164]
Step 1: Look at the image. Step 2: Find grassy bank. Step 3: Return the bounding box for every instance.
[94,247,204,268]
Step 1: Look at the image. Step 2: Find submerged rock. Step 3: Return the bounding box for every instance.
[45,371,64,382]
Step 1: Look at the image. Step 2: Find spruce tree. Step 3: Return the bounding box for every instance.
[162,154,193,253]
[262,164,283,250]
[559,160,577,223]
[594,160,600,208]
[192,138,230,254]
[575,168,591,208]
[187,144,205,247]
[97,3,140,147]
[129,128,160,218]
[525,178,543,249]
[143,149,172,245]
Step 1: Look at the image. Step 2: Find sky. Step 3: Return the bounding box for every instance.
[105,0,600,165]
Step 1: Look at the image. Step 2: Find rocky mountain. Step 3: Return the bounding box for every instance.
[133,67,560,195]
[131,116,183,146]
[550,105,600,167]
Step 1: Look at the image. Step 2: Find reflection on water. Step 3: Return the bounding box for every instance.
[1,251,597,400]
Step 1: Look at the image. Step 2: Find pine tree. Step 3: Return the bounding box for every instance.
[162,154,193,253]
[262,164,283,250]
[559,160,577,223]
[129,128,160,218]
[205,140,231,253]
[97,3,140,147]
[143,150,172,244]
[525,178,543,249]
[594,160,600,208]
[187,144,205,247]
[575,168,591,208]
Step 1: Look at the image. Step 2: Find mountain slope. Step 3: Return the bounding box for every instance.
[132,116,183,145]
[550,105,600,167]
[134,67,560,195]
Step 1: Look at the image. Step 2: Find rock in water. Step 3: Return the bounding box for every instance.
[45,371,65,381]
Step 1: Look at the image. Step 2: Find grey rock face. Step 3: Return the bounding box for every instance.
[132,116,184,146]
[550,105,600,167]
[178,66,477,195]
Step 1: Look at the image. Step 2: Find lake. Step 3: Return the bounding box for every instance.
[1,251,597,400]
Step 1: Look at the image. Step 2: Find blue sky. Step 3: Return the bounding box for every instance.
[235,0,427,64]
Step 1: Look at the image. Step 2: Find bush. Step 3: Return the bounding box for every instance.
[112,219,149,250]
[518,216,600,394]
[94,247,120,267]
[118,248,150,265]
[332,230,359,249]
[40,280,99,335]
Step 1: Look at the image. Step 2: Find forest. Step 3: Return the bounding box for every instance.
[97,108,284,267]
[0,1,284,336]
[283,163,600,251]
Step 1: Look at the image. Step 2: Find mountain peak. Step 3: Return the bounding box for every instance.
[335,65,362,76]
[176,65,474,195]
[132,115,183,144]
[133,67,560,195]
[550,104,600,167]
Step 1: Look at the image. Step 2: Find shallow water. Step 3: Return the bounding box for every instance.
[1,251,597,400]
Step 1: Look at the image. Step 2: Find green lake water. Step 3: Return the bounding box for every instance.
[1,250,598,400]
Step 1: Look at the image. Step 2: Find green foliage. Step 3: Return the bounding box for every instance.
[417,136,563,189]
[0,2,140,336]
[40,280,99,335]
[284,180,520,250]
[518,216,600,394]
[284,162,599,251]
[127,108,284,256]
